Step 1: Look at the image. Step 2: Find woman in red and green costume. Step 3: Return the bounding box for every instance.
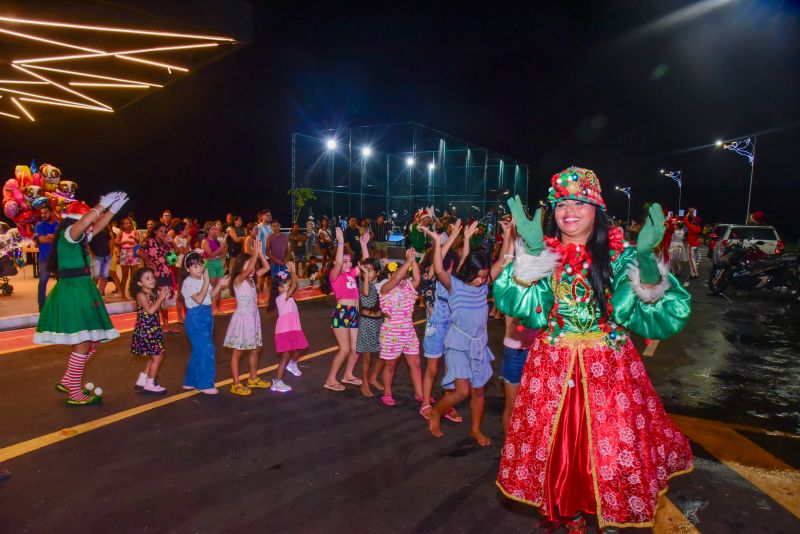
[34,192,129,406]
[494,167,692,532]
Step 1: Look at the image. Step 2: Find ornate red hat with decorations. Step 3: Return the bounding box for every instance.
[547,166,606,211]
[62,201,91,220]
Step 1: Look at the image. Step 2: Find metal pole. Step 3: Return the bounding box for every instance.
[291,133,296,223]
[745,135,756,224]
[627,195,631,223]
[678,184,682,215]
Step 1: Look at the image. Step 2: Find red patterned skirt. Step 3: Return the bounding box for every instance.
[496,333,693,529]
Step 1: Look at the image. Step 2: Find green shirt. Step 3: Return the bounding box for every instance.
[408,224,428,253]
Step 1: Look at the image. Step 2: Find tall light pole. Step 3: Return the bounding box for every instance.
[716,137,756,224]
[615,186,631,222]
[660,169,683,213]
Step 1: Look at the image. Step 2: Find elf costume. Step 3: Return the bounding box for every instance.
[35,197,126,405]
[494,167,693,530]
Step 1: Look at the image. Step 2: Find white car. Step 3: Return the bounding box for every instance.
[710,224,784,264]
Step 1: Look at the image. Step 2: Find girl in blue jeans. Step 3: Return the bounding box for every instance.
[181,252,229,394]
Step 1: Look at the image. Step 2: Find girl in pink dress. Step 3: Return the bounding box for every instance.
[269,261,308,393]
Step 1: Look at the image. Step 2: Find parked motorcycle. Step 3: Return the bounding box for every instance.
[708,241,799,297]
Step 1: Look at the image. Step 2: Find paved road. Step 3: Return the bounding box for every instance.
[0,260,798,533]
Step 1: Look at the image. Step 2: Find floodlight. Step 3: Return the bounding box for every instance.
[406,157,415,166]
[361,146,372,157]
[428,162,435,171]
[325,139,337,150]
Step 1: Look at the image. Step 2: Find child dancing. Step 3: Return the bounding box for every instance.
[131,267,170,394]
[356,257,385,397]
[378,248,423,406]
[269,261,309,392]
[420,222,506,446]
[224,244,271,396]
[182,251,229,395]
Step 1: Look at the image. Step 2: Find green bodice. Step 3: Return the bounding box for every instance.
[57,230,91,271]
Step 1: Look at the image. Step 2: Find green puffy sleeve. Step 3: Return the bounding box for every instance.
[610,246,691,339]
[492,247,560,330]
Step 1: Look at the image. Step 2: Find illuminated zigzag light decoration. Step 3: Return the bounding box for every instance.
[0,15,235,123]
[663,170,682,187]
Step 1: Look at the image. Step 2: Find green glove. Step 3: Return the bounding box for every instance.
[636,202,666,284]
[507,195,544,255]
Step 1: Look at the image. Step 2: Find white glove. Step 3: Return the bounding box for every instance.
[98,191,121,209]
[108,192,129,215]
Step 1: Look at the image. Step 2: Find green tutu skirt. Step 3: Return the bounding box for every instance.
[34,276,119,345]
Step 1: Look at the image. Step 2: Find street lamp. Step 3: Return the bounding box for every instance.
[615,186,631,222]
[660,169,683,213]
[716,136,756,224]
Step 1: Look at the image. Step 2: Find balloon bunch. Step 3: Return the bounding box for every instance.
[0,226,28,267]
[2,160,80,239]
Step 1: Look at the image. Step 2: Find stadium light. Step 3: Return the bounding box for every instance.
[325,139,337,150]
[428,162,435,171]
[361,146,372,157]
[406,157,414,166]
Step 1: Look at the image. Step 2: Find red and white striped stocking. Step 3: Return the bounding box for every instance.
[61,352,91,401]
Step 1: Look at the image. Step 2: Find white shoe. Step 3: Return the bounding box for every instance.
[134,372,147,391]
[143,378,167,394]
[200,388,219,395]
[271,379,292,393]
[286,360,302,377]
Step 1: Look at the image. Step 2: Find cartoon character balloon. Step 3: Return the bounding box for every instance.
[40,164,61,192]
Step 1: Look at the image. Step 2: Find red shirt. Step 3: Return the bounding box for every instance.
[683,216,701,247]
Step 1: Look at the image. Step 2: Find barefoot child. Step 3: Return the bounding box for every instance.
[378,248,423,406]
[182,251,229,395]
[421,222,507,446]
[131,267,170,394]
[224,245,271,396]
[269,261,309,392]
[356,258,385,397]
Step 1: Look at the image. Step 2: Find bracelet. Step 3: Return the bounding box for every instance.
[503,254,514,259]
[337,243,344,247]
[90,208,102,218]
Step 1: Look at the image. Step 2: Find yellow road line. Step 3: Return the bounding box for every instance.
[672,414,800,520]
[642,339,660,357]
[654,494,701,534]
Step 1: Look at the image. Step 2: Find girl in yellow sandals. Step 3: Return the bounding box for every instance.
[224,242,271,396]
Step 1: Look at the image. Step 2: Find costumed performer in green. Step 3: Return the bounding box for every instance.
[34,192,129,406]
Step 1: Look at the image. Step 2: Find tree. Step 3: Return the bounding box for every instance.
[288,187,316,223]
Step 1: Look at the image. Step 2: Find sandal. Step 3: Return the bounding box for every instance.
[323,382,345,392]
[381,394,396,406]
[341,377,363,386]
[419,404,432,419]
[230,384,252,396]
[247,377,272,389]
[444,409,463,423]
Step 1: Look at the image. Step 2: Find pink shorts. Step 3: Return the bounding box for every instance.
[379,324,419,360]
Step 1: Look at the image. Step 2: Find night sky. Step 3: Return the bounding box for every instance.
[2,1,799,239]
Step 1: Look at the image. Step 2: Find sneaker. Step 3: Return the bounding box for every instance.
[247,377,272,389]
[142,378,167,394]
[200,388,219,395]
[135,372,147,391]
[286,361,302,377]
[271,379,292,393]
[230,384,252,396]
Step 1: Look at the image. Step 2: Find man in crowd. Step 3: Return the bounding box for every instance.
[34,205,59,310]
[266,219,289,277]
[161,209,173,229]
[343,215,363,262]
[408,209,432,260]
[256,209,273,292]
[371,213,389,258]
